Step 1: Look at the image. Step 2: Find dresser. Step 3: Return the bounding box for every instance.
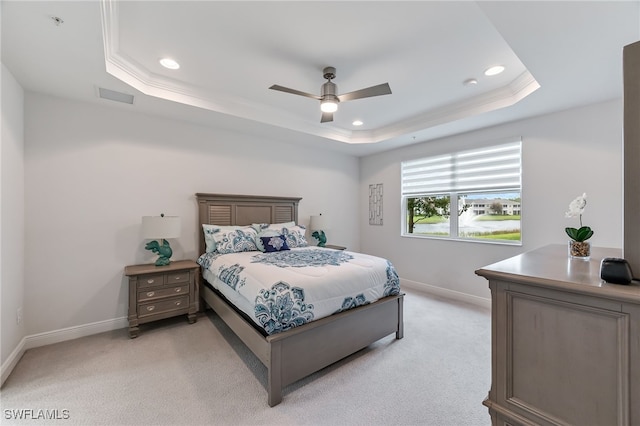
[476,244,640,426]
[124,260,200,338]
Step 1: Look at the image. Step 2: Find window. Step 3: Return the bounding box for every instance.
[401,140,522,244]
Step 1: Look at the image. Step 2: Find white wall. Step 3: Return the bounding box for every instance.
[1,64,26,369]
[360,99,623,302]
[24,93,359,336]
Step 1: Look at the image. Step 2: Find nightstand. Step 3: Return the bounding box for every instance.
[124,260,200,338]
[324,244,346,250]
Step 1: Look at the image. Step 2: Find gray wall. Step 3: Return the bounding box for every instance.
[23,93,360,336]
[360,99,623,303]
[1,64,26,369]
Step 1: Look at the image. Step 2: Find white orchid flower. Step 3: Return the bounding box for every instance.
[565,193,587,218]
[565,193,593,242]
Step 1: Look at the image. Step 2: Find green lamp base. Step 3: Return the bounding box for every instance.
[312,230,327,247]
[145,239,173,266]
[154,256,171,266]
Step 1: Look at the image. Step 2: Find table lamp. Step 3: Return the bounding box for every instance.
[309,214,329,247]
[142,214,181,266]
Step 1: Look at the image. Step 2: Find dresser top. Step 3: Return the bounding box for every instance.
[476,244,640,303]
[124,259,199,276]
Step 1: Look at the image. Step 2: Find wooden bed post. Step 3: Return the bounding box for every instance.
[396,296,404,339]
[268,342,283,407]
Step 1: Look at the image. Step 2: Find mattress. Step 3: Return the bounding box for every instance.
[197,247,401,335]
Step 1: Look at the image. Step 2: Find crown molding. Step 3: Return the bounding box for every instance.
[100,0,538,145]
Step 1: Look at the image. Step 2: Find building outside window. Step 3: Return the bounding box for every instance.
[401,140,522,244]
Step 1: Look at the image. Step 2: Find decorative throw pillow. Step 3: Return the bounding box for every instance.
[202,224,243,253]
[255,229,281,252]
[261,235,290,252]
[213,227,259,254]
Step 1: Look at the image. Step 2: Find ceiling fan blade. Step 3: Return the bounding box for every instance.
[337,83,392,102]
[269,85,321,100]
[320,111,334,123]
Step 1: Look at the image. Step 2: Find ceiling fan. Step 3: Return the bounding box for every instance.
[269,66,392,123]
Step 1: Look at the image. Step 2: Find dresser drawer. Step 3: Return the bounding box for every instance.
[138,285,189,302]
[166,271,190,285]
[137,273,166,288]
[138,296,189,318]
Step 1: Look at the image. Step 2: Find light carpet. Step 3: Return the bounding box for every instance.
[0,288,491,425]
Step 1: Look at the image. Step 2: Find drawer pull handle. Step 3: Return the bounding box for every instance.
[175,288,181,293]
[175,301,181,306]
[146,306,155,311]
[174,276,181,280]
[147,279,155,284]
[146,292,155,297]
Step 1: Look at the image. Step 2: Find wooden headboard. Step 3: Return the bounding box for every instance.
[196,193,301,255]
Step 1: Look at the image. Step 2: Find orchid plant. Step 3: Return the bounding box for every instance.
[565,193,594,242]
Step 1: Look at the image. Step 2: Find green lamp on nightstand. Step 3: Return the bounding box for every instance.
[309,214,329,247]
[142,214,181,266]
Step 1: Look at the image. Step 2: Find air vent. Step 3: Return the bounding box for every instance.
[98,87,134,104]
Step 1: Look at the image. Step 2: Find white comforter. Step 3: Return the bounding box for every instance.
[197,247,400,335]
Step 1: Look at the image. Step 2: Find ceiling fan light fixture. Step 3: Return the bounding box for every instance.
[320,99,338,113]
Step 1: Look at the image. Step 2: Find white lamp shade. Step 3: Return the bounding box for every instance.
[309,215,329,231]
[142,215,181,239]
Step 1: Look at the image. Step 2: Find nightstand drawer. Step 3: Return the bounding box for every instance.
[166,271,190,284]
[137,273,166,288]
[138,296,189,318]
[138,285,189,302]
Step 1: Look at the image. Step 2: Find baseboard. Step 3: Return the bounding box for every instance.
[1,337,27,386]
[401,278,491,310]
[1,316,128,386]
[23,317,128,350]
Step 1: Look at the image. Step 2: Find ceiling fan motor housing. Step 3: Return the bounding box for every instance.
[323,66,336,80]
[321,81,339,102]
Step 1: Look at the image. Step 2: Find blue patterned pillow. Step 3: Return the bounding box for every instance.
[281,226,308,248]
[213,227,258,254]
[202,224,243,253]
[261,235,290,252]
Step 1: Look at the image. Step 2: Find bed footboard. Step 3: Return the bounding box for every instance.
[266,293,404,406]
[201,286,404,406]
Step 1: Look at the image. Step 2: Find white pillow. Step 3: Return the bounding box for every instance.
[251,221,296,233]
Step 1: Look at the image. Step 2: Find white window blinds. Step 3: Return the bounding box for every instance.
[401,140,522,195]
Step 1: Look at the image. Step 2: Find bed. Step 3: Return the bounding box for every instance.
[196,193,404,406]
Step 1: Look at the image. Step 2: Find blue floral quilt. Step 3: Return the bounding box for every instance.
[198,247,401,335]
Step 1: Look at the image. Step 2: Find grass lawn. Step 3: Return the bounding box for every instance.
[474,215,520,221]
[471,232,521,241]
[412,215,447,224]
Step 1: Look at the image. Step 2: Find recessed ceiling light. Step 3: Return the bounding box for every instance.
[463,78,478,86]
[159,58,180,70]
[352,120,363,126]
[484,65,505,76]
